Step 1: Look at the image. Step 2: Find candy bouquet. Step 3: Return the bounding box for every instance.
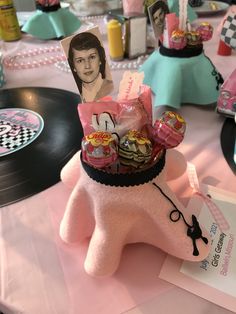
[140,0,223,109]
[59,71,211,277]
[80,108,186,174]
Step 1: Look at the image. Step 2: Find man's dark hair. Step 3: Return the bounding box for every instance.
[150,0,169,18]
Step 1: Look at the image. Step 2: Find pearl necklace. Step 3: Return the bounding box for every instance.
[3,46,66,70]
[54,54,149,73]
[110,55,149,70]
[4,45,149,72]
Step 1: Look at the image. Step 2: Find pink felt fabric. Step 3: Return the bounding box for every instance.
[45,183,173,314]
[60,151,210,277]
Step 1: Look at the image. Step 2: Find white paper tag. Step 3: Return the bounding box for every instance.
[117,71,144,100]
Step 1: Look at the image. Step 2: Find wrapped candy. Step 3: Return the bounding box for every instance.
[78,96,151,142]
[185,30,201,46]
[152,111,186,149]
[118,130,153,169]
[170,29,187,50]
[196,22,213,42]
[82,131,118,168]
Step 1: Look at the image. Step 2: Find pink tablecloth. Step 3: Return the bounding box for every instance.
[0,13,236,314]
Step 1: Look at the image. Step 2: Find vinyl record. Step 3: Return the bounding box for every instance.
[220,118,236,175]
[0,87,83,207]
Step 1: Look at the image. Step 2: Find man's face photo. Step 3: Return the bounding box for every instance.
[148,0,169,40]
[73,48,100,84]
[153,7,165,31]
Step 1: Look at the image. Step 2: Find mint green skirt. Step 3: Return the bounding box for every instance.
[139,50,221,108]
[22,8,81,40]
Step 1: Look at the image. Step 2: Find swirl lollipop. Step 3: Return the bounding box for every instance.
[185,30,201,47]
[118,130,153,169]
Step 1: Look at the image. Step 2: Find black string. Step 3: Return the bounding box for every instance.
[152,182,208,256]
[152,182,192,228]
[204,53,224,90]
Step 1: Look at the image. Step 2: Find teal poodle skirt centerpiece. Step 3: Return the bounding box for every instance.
[139,46,223,109]
[22,7,81,40]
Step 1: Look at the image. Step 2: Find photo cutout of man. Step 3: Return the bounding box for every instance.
[61,27,114,103]
[148,0,169,40]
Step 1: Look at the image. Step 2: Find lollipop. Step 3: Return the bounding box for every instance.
[185,30,201,47]
[153,111,186,149]
[170,29,187,50]
[196,22,213,42]
[82,131,118,168]
[118,130,152,169]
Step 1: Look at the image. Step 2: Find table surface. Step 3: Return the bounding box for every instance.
[0,10,236,314]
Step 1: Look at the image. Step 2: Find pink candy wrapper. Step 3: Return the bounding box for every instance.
[152,111,186,149]
[82,131,118,168]
[170,29,187,50]
[196,22,213,42]
[78,88,152,142]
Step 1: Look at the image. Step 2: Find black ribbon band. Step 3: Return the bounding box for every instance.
[36,3,61,12]
[159,44,203,58]
[81,150,166,187]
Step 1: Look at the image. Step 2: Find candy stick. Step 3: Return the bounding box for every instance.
[179,0,188,31]
[163,13,179,48]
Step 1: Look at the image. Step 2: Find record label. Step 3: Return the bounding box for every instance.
[0,108,44,157]
[0,87,82,207]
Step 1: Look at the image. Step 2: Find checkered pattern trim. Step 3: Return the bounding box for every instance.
[195,192,230,232]
[221,13,236,49]
[187,162,230,232]
[0,121,37,151]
